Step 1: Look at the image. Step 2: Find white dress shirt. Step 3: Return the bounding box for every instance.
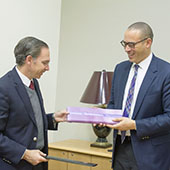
[120,53,153,136]
[15,66,32,87]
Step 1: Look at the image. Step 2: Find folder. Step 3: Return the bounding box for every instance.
[67,107,122,125]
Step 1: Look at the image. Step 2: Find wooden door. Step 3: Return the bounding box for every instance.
[48,149,68,170]
[91,156,112,170]
[68,152,91,170]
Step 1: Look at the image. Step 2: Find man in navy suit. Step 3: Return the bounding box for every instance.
[107,22,170,170]
[0,37,68,170]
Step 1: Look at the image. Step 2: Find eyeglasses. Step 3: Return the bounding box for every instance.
[120,38,148,49]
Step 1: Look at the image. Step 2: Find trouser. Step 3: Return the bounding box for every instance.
[32,163,43,170]
[113,135,138,170]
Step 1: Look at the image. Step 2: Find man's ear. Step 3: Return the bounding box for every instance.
[25,55,33,65]
[146,38,152,48]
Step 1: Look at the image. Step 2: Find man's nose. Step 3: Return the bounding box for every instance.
[124,45,131,52]
[45,64,50,71]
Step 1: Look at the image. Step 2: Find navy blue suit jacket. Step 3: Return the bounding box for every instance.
[0,67,58,170]
[107,55,170,170]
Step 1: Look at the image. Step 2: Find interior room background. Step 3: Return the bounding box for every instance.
[0,0,169,143]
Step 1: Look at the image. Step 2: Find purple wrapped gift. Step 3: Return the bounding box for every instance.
[67,107,122,125]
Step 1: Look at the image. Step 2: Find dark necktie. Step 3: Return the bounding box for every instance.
[121,64,139,143]
[29,80,35,90]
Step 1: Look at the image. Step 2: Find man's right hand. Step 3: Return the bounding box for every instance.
[22,149,48,165]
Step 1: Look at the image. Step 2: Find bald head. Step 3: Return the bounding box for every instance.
[127,22,154,41]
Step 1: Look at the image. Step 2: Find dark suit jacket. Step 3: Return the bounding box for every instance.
[0,67,58,170]
[107,55,170,170]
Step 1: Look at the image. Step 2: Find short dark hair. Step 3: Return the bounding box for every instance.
[128,22,154,40]
[14,36,49,66]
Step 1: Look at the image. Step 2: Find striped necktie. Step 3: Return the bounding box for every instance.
[121,64,139,143]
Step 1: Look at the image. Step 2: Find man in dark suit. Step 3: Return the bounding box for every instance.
[0,37,68,170]
[107,22,170,170]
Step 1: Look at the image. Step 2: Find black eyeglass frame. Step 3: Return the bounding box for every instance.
[120,37,148,49]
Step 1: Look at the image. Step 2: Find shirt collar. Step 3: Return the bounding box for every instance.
[132,52,153,70]
[15,66,31,87]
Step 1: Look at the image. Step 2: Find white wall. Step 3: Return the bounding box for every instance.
[0,0,62,142]
[1,0,170,144]
[53,0,170,143]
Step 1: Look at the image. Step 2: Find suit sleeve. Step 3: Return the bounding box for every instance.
[0,85,26,164]
[33,79,58,130]
[136,71,170,138]
[46,113,58,130]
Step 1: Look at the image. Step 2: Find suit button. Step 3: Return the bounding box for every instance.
[33,137,37,142]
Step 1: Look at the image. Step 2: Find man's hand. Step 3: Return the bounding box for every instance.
[22,149,47,165]
[106,117,136,131]
[53,110,69,122]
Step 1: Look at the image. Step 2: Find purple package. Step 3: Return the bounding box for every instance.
[67,107,122,125]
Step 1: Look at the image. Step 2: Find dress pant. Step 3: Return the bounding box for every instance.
[32,163,43,170]
[113,135,138,170]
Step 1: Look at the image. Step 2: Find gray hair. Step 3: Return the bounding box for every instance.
[14,36,49,66]
[128,22,154,40]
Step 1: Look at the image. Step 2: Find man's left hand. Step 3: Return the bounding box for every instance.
[53,110,69,122]
[106,117,136,131]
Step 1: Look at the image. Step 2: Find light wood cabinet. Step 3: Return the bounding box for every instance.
[91,156,112,170]
[48,139,112,170]
[68,152,91,170]
[48,149,68,170]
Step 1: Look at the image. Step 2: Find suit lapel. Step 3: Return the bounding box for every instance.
[11,68,37,126]
[132,56,158,119]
